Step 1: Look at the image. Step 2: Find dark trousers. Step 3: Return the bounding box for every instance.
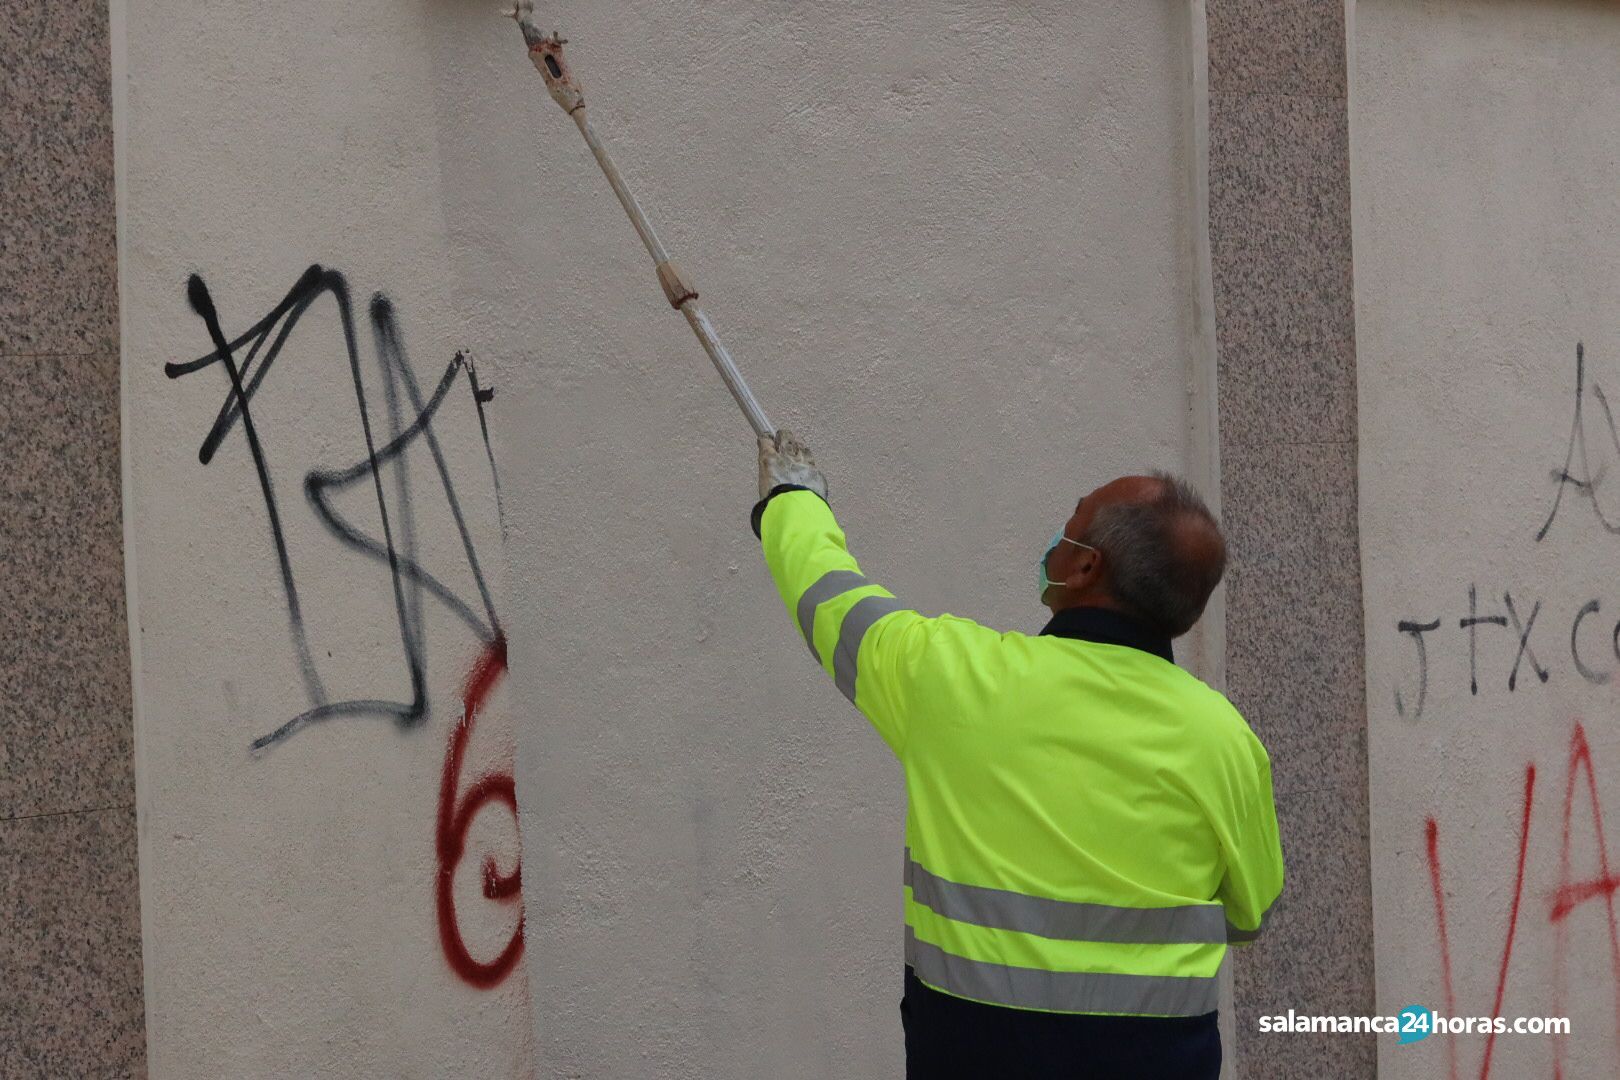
[901,967,1221,1079]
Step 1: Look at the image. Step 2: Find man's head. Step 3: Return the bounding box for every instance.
[1040,472,1226,639]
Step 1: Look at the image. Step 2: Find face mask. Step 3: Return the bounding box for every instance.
[1038,529,1097,600]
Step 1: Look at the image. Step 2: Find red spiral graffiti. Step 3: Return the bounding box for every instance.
[436,635,524,988]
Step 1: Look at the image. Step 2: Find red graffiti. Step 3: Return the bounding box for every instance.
[1482,764,1534,1080]
[1424,763,1532,1080]
[436,636,524,988]
[1425,722,1620,1079]
[1549,725,1620,1079]
[1425,816,1460,1080]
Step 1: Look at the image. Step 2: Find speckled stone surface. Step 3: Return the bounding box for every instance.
[0,808,147,1079]
[1207,1,1376,1076]
[1222,444,1366,801]
[1208,0,1348,101]
[1210,91,1357,448]
[2,0,146,1074]
[0,0,121,355]
[1244,787,1378,1068]
[0,352,134,820]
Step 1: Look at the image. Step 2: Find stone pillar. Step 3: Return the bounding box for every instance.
[0,2,146,1074]
[1206,2,1377,1075]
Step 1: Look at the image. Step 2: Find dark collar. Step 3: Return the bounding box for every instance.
[1038,606,1175,664]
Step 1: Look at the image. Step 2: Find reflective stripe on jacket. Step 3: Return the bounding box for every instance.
[756,488,1284,1017]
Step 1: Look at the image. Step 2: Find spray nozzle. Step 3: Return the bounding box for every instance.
[506,3,584,114]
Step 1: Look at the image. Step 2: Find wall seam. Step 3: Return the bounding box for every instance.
[110,0,156,1071]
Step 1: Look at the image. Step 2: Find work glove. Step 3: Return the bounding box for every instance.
[758,429,829,502]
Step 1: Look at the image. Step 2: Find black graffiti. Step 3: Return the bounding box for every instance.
[1458,589,1550,695]
[168,266,501,750]
[1572,600,1611,685]
[1395,618,1442,720]
[1540,341,1620,541]
[1393,342,1620,718]
[1458,584,1507,696]
[1504,593,1548,692]
[1397,588,1620,719]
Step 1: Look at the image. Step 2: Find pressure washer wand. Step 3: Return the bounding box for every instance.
[506,2,776,440]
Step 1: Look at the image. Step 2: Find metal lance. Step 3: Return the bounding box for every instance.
[506,2,777,440]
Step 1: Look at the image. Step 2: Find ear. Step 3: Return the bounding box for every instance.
[1063,548,1101,592]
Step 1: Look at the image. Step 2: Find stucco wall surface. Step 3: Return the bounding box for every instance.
[479,2,1202,1077]
[1352,1,1620,1076]
[119,0,1203,1077]
[118,1,529,1076]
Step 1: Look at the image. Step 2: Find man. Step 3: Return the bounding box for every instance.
[752,430,1284,1078]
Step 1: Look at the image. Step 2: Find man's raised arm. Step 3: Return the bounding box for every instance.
[752,431,941,755]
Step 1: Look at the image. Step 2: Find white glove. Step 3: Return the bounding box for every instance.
[758,429,829,501]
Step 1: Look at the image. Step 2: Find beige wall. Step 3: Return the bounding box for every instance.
[1353,0,1620,1075]
[483,2,1206,1076]
[117,1,529,1075]
[119,0,1207,1076]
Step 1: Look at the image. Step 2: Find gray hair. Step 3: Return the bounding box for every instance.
[1080,472,1226,639]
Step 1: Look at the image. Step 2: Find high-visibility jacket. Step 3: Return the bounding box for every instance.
[755,487,1284,1017]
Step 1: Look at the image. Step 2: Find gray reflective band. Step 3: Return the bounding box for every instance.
[1226,912,1268,943]
[906,853,1227,945]
[833,595,907,703]
[794,571,871,663]
[905,928,1219,1016]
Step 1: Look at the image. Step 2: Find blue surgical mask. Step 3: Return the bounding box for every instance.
[1038,529,1097,599]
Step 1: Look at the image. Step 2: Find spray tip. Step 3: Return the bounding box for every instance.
[502,2,534,21]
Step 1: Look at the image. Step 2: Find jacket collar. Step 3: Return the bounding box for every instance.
[1038,605,1175,664]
